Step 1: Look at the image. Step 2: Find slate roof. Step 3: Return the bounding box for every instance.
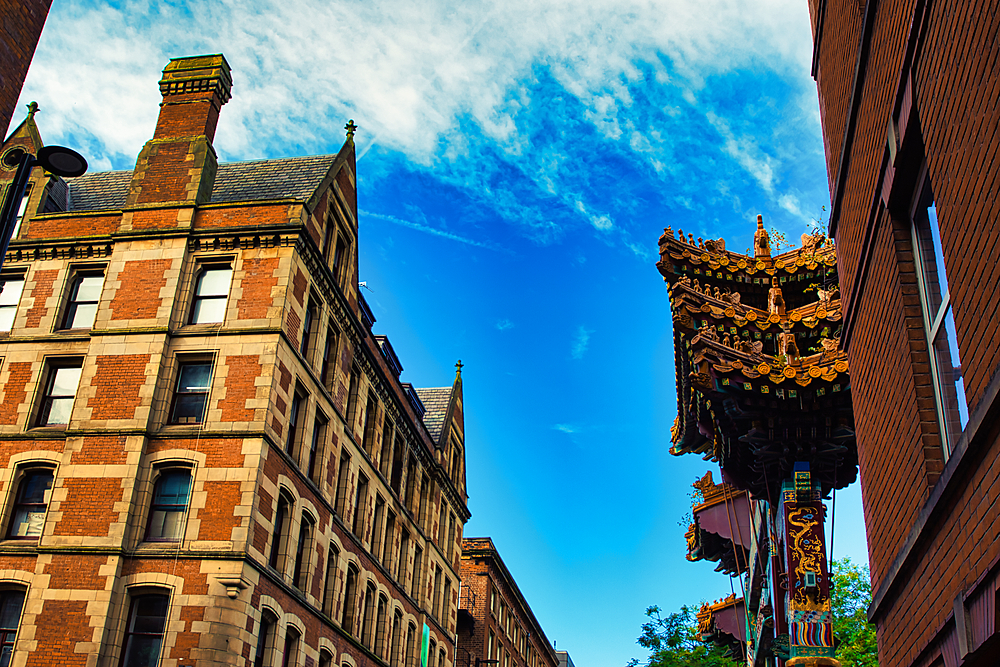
[62,154,337,212]
[415,387,452,445]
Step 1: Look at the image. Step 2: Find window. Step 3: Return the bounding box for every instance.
[404,457,417,510]
[439,648,446,667]
[428,639,437,667]
[442,578,451,626]
[0,589,25,665]
[120,590,170,667]
[342,565,358,634]
[912,173,969,453]
[292,514,314,591]
[7,468,53,538]
[0,276,24,331]
[372,495,385,560]
[10,187,30,239]
[390,610,403,666]
[375,594,388,657]
[253,611,278,667]
[418,477,429,529]
[346,368,360,429]
[320,322,339,390]
[351,475,368,537]
[405,623,417,667]
[334,452,350,517]
[307,414,327,484]
[437,503,447,544]
[379,420,395,479]
[270,494,291,572]
[411,546,423,600]
[286,390,305,457]
[282,627,300,667]
[390,438,404,494]
[146,469,191,541]
[170,360,213,424]
[38,361,82,426]
[332,234,348,285]
[322,545,339,616]
[383,511,396,573]
[446,514,456,561]
[62,271,104,329]
[361,392,378,457]
[319,651,333,667]
[300,296,318,360]
[396,530,410,586]
[189,264,232,324]
[432,566,443,620]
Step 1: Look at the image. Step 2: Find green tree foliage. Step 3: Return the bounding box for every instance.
[626,605,740,667]
[831,558,878,667]
[628,558,878,667]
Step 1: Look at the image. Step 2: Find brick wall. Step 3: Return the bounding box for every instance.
[0,0,51,133]
[813,0,1000,664]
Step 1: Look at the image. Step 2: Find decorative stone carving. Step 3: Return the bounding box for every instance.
[754,214,771,258]
[768,284,786,318]
[817,285,838,306]
[778,330,800,361]
[801,231,824,254]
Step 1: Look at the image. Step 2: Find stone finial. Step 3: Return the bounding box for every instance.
[26,101,38,119]
[455,359,464,378]
[754,214,771,258]
[345,120,358,138]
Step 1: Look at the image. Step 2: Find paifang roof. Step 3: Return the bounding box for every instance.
[415,387,452,445]
[63,154,338,212]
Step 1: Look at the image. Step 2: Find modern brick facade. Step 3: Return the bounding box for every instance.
[809,1,1000,665]
[456,538,557,667]
[0,0,51,134]
[0,54,470,667]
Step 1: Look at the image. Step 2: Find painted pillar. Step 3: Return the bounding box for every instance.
[781,462,839,667]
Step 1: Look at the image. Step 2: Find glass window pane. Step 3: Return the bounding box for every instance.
[18,472,53,504]
[72,275,103,302]
[171,394,207,424]
[0,280,24,307]
[191,297,227,324]
[0,591,23,631]
[43,397,75,425]
[51,367,82,396]
[10,509,45,537]
[915,200,948,319]
[153,472,191,505]
[196,268,232,297]
[935,308,969,440]
[66,302,98,329]
[177,364,212,392]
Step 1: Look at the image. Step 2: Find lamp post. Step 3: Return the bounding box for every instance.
[0,144,88,269]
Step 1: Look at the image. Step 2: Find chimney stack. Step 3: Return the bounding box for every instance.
[125,54,232,218]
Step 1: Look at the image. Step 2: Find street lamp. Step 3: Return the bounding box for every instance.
[0,144,88,269]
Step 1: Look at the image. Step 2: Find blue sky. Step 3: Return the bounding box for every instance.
[12,1,869,665]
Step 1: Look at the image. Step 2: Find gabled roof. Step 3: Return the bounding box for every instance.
[60,154,338,212]
[415,387,452,444]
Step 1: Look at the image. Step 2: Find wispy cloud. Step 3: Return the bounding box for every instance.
[361,210,504,250]
[495,318,514,331]
[553,423,580,434]
[571,325,593,359]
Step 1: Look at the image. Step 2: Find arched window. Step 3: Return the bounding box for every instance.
[0,588,26,663]
[341,565,358,634]
[145,469,191,541]
[269,494,292,573]
[405,623,416,667]
[7,468,54,539]
[253,610,278,667]
[322,544,339,616]
[189,264,232,324]
[428,639,437,667]
[390,609,403,666]
[318,649,333,667]
[374,594,388,658]
[292,514,315,591]
[282,626,300,667]
[360,582,376,649]
[120,589,170,667]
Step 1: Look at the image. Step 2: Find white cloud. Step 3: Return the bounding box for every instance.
[362,210,503,250]
[495,318,514,331]
[553,423,580,434]
[571,325,593,359]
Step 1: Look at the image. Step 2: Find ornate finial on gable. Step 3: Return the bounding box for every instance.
[26,102,39,119]
[455,359,464,378]
[345,120,358,138]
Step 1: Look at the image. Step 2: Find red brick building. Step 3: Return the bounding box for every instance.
[0,53,470,667]
[0,0,51,134]
[808,1,1000,664]
[456,538,557,667]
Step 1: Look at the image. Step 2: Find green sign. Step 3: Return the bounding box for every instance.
[421,623,430,667]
